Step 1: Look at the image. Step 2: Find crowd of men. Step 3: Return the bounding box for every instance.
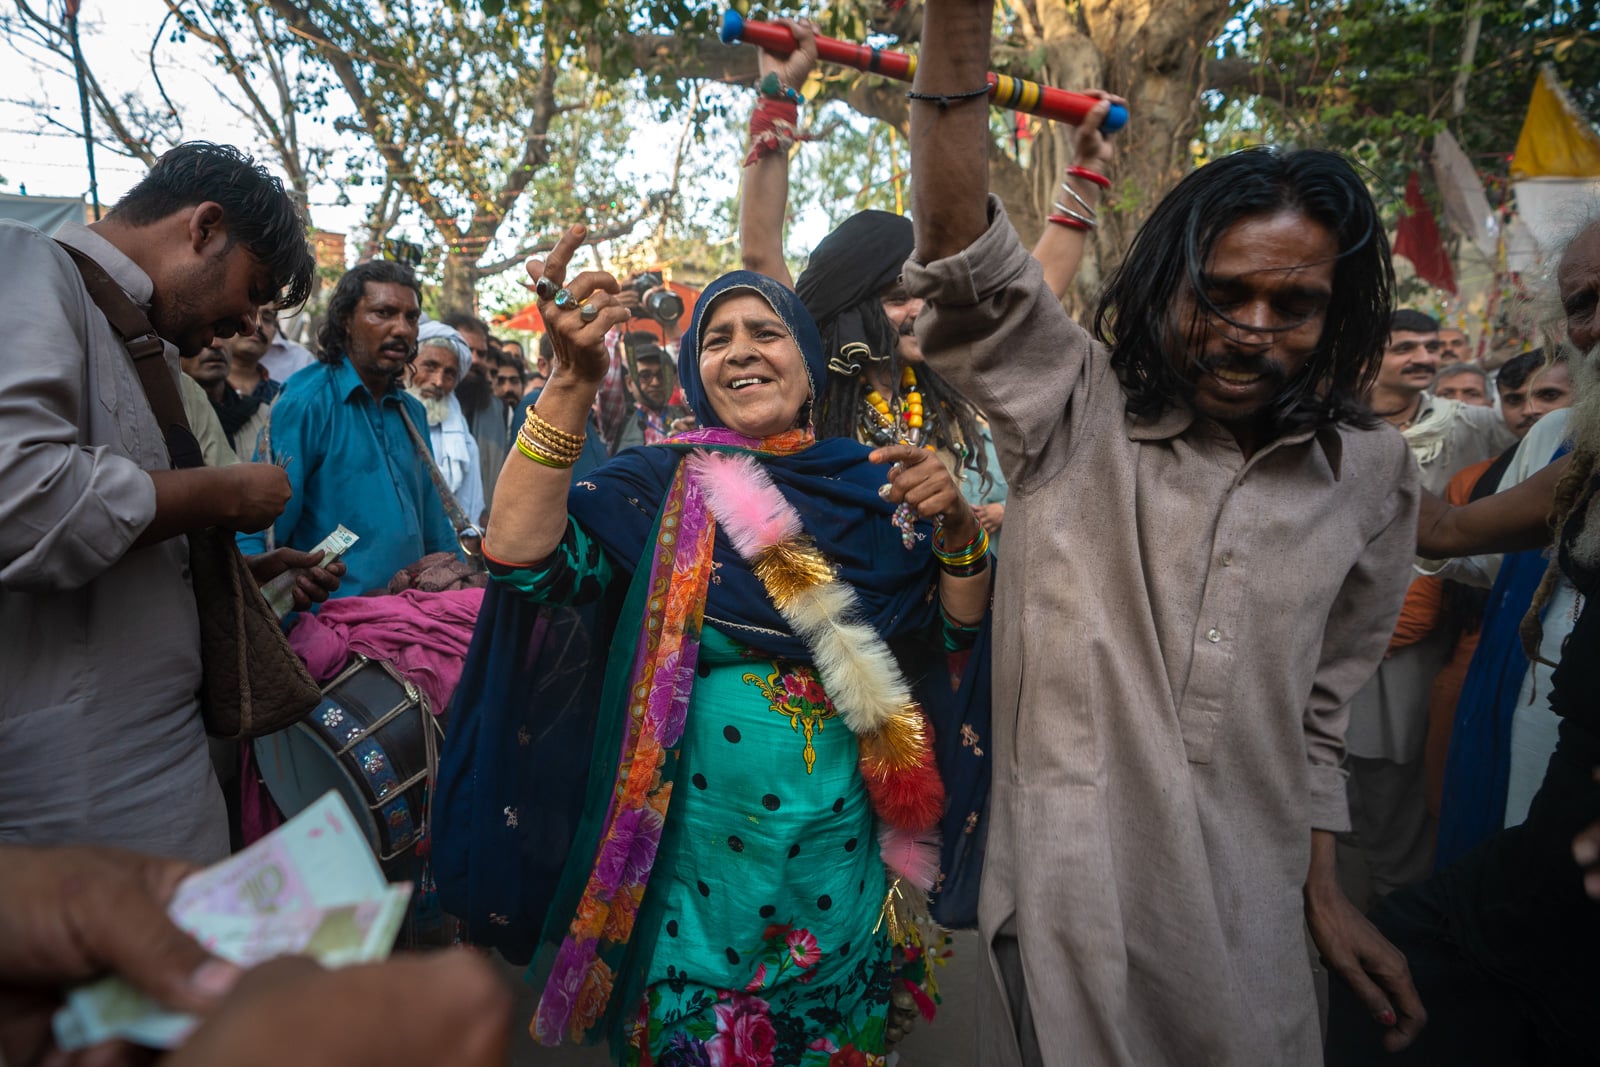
[1,1,1597,1059]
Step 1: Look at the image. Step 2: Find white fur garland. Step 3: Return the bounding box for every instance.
[687,449,913,736]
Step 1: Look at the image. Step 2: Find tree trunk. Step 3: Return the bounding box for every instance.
[439,254,480,317]
[1022,0,1235,316]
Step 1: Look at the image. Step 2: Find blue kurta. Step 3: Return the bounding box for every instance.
[237,356,459,597]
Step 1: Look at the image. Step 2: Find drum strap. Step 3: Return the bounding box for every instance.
[397,404,484,562]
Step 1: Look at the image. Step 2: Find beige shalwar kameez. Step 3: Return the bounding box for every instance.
[903,201,1419,1066]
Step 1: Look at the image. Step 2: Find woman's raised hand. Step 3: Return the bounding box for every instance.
[524,225,631,384]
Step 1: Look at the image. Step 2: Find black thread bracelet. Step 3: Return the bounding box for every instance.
[905,84,991,109]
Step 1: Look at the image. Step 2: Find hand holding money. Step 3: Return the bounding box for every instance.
[256,525,360,617]
[247,547,347,613]
[53,793,413,1053]
[0,844,239,1067]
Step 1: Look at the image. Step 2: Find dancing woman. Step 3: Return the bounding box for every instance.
[438,224,994,1064]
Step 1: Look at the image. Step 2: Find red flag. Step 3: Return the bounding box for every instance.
[1394,170,1456,294]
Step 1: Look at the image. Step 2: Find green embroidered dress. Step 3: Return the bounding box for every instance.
[495,525,895,1066]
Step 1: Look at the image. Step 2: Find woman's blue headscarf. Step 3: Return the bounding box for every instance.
[676,270,829,430]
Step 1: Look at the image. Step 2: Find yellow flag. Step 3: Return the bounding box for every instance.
[1512,65,1600,179]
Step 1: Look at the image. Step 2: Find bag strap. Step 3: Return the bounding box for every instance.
[396,403,483,560]
[55,241,205,470]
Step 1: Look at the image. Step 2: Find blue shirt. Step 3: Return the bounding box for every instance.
[238,357,460,597]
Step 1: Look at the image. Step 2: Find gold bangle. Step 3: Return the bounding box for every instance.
[524,407,585,450]
[515,433,575,469]
[517,427,583,465]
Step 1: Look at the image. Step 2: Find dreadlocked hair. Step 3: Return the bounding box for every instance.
[811,298,990,489]
[1520,447,1598,662]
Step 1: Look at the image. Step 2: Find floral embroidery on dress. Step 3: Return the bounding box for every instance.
[637,922,892,1067]
[741,664,838,773]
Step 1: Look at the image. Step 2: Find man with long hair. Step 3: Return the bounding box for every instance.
[236,261,460,597]
[900,4,1425,1062]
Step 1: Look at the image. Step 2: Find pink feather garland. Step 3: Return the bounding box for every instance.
[877,825,943,893]
[686,450,800,555]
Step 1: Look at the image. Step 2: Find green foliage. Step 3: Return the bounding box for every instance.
[1209,0,1600,192]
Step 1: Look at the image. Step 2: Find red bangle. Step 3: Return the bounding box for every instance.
[1066,166,1111,189]
[1047,214,1092,232]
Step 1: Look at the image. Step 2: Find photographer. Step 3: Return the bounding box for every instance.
[605,331,695,454]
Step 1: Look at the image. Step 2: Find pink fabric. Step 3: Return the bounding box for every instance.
[288,588,484,716]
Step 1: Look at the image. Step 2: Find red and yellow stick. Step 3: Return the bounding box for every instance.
[719,10,1128,132]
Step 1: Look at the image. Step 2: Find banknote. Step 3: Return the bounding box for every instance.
[260,524,361,617]
[53,791,411,1052]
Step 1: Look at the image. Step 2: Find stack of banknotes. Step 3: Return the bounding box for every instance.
[53,791,412,1051]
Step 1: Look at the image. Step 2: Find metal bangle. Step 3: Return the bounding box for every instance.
[1050,203,1098,229]
[1057,180,1097,217]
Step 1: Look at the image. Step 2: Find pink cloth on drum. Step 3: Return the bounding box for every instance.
[288,588,484,716]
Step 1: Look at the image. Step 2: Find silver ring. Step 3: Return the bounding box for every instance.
[553,287,576,309]
[578,301,600,323]
[533,277,557,301]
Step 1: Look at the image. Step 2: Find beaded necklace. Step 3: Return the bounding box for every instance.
[860,365,936,452]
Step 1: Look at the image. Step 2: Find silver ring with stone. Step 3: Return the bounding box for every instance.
[553,287,576,309]
[578,301,600,323]
[533,277,557,301]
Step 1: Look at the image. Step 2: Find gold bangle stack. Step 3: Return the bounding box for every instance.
[516,407,586,470]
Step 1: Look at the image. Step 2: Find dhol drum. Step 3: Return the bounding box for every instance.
[255,656,442,879]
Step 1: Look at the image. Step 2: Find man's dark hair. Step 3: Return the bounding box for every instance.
[110,141,315,309]
[315,260,420,364]
[1435,362,1487,386]
[442,312,490,339]
[1496,349,1560,393]
[1391,309,1440,335]
[491,348,525,375]
[538,334,554,363]
[1095,146,1393,435]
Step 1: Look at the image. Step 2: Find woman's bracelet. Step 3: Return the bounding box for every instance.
[933,525,990,569]
[1048,214,1092,233]
[523,406,585,450]
[1066,165,1111,189]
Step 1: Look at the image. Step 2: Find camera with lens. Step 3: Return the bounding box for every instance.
[628,271,685,326]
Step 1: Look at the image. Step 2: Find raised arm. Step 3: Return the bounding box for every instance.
[1415,452,1571,559]
[737,19,819,289]
[909,0,994,260]
[485,226,631,565]
[1031,92,1123,300]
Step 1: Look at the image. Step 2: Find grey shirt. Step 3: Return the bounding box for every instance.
[0,220,227,864]
[904,199,1418,1066]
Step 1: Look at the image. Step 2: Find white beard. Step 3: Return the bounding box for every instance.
[406,385,452,427]
[1567,342,1600,566]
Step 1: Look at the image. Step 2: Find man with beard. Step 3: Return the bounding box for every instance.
[901,4,1425,1061]
[605,332,694,453]
[442,312,508,513]
[490,349,526,429]
[0,141,314,863]
[406,321,485,526]
[1343,310,1518,899]
[178,344,257,463]
[1326,215,1600,1067]
[238,261,459,598]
